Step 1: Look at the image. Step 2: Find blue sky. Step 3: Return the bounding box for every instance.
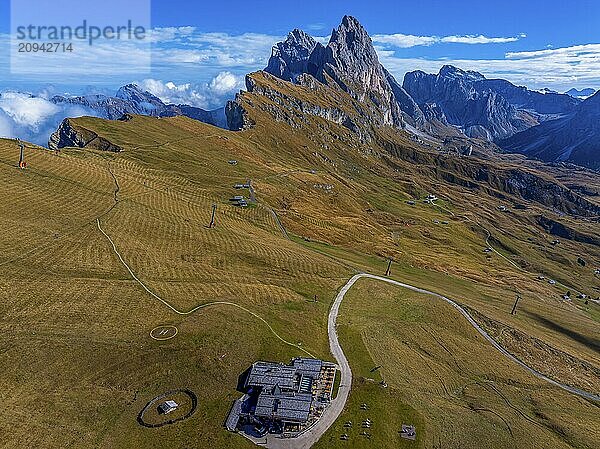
[0,0,599,101]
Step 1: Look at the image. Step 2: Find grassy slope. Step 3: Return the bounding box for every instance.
[0,72,599,448]
[0,138,349,448]
[315,279,600,449]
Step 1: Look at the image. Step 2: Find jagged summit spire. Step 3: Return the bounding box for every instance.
[264,28,317,82]
[115,84,162,104]
[326,15,378,68]
[286,29,316,47]
[341,15,362,29]
[326,15,365,43]
[263,15,426,129]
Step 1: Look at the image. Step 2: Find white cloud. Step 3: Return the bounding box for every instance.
[314,36,330,45]
[171,32,282,67]
[372,32,525,48]
[505,43,600,60]
[0,92,60,128]
[440,35,521,44]
[0,112,15,138]
[209,71,243,95]
[306,23,326,32]
[372,33,438,48]
[138,79,207,106]
[138,71,245,109]
[147,26,196,43]
[10,39,152,76]
[377,42,600,91]
[0,91,99,145]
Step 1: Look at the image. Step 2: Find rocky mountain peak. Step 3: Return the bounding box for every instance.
[49,118,123,152]
[340,14,362,29]
[404,67,533,140]
[262,16,427,129]
[287,28,316,48]
[264,29,317,82]
[326,15,379,70]
[311,16,426,128]
[438,65,485,82]
[115,84,163,105]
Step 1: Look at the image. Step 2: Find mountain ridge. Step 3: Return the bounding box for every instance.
[258,17,596,168]
[500,91,600,169]
[51,84,227,130]
[402,65,580,141]
[47,15,600,169]
[265,15,426,129]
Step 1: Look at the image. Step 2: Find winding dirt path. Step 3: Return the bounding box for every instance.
[267,273,599,448]
[96,165,598,449]
[96,218,314,358]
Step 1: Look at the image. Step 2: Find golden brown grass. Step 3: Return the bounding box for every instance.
[0,75,598,449]
[315,279,600,449]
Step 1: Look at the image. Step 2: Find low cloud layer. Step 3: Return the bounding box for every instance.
[0,91,98,146]
[0,71,245,146]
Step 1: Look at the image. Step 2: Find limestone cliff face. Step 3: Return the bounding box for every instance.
[265,29,318,82]
[225,97,253,131]
[307,16,406,127]
[402,65,580,141]
[264,16,425,130]
[403,66,535,140]
[48,118,122,152]
[501,91,600,169]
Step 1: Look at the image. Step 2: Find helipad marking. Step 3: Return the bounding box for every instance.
[150,325,178,341]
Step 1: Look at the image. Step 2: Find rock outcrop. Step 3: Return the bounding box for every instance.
[403,66,536,140]
[49,118,122,152]
[230,72,373,140]
[263,15,426,129]
[479,78,580,115]
[225,96,253,131]
[265,29,318,82]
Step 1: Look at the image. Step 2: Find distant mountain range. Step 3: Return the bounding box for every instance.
[52,84,227,129]
[500,90,600,169]
[45,16,599,169]
[258,18,599,169]
[565,88,597,99]
[402,65,580,140]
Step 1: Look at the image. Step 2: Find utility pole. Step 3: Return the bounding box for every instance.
[208,204,217,228]
[248,179,256,203]
[18,139,26,168]
[385,259,392,276]
[511,294,521,315]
